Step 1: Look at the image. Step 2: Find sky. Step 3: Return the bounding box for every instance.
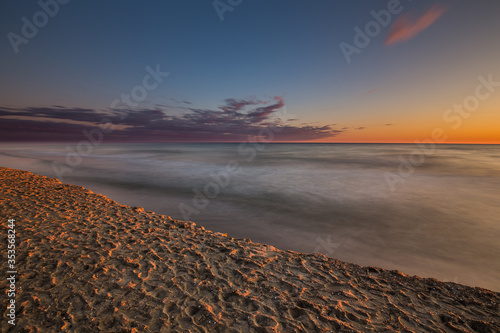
[0,0,499,143]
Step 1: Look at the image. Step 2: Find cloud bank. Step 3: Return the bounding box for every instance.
[0,97,346,142]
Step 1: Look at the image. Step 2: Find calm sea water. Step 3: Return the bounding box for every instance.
[1,143,500,291]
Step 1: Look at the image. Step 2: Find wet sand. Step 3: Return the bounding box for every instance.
[1,167,499,332]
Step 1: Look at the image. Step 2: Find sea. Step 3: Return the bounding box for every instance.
[1,142,499,292]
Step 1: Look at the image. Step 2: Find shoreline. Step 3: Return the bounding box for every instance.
[1,167,499,332]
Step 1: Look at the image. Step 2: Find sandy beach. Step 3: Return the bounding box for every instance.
[1,167,499,332]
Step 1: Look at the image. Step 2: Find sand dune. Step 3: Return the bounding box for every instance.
[1,167,499,332]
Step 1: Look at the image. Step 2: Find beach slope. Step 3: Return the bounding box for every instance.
[1,167,499,332]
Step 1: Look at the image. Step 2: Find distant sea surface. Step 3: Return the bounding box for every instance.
[1,143,500,291]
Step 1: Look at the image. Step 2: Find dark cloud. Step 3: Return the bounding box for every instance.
[0,118,101,142]
[220,98,261,113]
[0,106,109,123]
[0,98,353,142]
[246,97,284,122]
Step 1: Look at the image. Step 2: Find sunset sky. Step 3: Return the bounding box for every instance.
[1,0,499,143]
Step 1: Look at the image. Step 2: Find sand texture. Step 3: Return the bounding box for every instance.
[0,167,499,332]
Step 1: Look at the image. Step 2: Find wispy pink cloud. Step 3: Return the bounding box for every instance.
[385,5,447,46]
[363,88,377,96]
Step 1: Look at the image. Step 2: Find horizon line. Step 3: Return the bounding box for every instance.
[1,141,500,145]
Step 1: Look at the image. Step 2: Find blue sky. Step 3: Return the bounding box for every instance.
[1,0,500,142]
